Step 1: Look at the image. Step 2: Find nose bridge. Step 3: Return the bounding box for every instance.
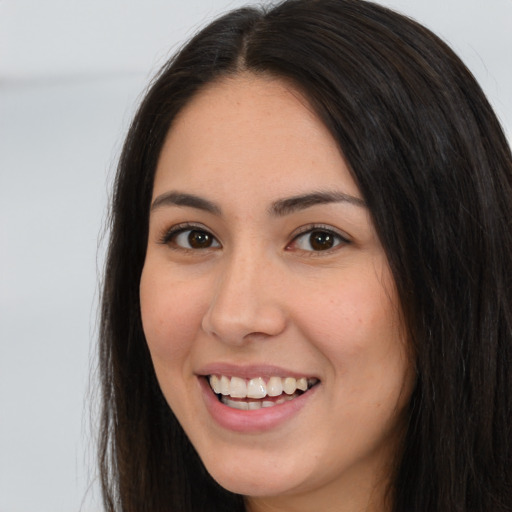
[202,242,287,344]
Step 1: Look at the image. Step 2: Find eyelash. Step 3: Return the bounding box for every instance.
[288,224,350,254]
[159,223,350,254]
[159,223,221,251]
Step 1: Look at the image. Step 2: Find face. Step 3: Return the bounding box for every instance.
[140,74,414,511]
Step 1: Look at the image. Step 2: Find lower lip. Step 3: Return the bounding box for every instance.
[199,377,318,433]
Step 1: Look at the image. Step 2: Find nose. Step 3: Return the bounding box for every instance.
[201,249,288,345]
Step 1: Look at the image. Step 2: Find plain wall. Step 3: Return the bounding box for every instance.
[0,1,510,511]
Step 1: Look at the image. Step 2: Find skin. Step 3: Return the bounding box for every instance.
[140,73,415,512]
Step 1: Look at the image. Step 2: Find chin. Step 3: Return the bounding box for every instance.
[200,452,307,497]
[211,474,298,498]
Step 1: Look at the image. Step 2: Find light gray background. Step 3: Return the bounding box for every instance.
[1,1,510,511]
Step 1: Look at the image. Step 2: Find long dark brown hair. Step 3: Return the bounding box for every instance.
[98,1,512,510]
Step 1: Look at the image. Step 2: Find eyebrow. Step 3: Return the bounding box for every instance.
[150,190,366,216]
[269,191,366,216]
[151,191,221,215]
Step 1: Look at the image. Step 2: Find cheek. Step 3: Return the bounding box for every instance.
[300,276,398,344]
[296,266,408,382]
[304,273,413,436]
[139,264,206,362]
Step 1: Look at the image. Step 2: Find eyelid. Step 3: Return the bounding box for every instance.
[157,222,349,253]
[158,222,221,249]
[287,224,350,253]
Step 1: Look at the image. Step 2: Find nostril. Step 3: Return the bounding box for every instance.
[201,298,287,345]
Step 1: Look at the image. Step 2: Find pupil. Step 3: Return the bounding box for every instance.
[310,231,334,250]
[188,230,211,248]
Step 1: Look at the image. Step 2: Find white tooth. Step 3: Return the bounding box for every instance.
[220,375,230,395]
[261,401,275,408]
[248,401,262,410]
[247,377,266,398]
[283,377,297,395]
[222,397,249,410]
[267,376,283,396]
[276,393,296,405]
[210,375,221,394]
[296,377,308,391]
[230,376,247,398]
[236,401,249,410]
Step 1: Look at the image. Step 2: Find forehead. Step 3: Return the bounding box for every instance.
[153,73,361,203]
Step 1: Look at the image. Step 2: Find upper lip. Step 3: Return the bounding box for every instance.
[196,363,319,380]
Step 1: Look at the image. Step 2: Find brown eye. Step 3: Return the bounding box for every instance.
[309,231,336,250]
[291,228,347,252]
[169,228,221,250]
[188,230,214,248]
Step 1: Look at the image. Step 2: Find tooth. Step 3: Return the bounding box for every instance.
[296,377,307,391]
[261,401,274,408]
[223,397,249,410]
[230,376,247,398]
[283,377,297,395]
[267,376,283,396]
[247,377,266,398]
[248,401,262,410]
[220,375,230,395]
[210,375,221,394]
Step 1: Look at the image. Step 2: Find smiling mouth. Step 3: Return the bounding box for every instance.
[208,375,319,410]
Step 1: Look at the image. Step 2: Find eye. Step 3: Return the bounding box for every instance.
[289,227,348,252]
[162,225,221,250]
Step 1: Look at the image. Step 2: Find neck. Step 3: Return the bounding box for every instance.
[244,462,393,512]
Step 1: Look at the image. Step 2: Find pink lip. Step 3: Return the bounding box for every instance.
[197,362,318,380]
[198,375,319,433]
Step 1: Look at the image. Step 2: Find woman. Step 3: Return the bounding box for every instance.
[98,0,512,511]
